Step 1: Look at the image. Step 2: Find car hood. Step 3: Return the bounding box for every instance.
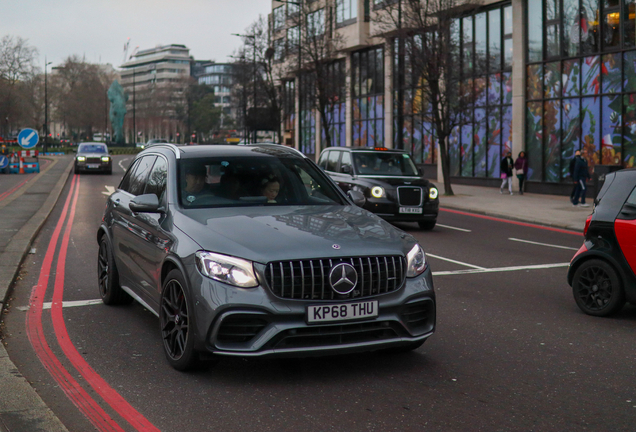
[173,205,415,263]
[355,176,431,188]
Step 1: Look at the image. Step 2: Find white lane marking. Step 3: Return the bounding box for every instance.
[426,253,485,270]
[102,185,116,196]
[432,262,570,276]
[17,299,103,311]
[118,157,130,171]
[509,238,579,251]
[437,224,472,232]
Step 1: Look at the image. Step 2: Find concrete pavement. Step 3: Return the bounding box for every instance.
[0,164,588,432]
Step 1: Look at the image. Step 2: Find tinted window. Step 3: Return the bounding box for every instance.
[128,156,157,196]
[118,158,140,192]
[326,151,340,172]
[144,157,168,202]
[340,152,352,173]
[625,186,636,205]
[78,144,107,153]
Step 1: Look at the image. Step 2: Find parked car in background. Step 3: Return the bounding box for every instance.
[318,147,439,230]
[74,142,111,174]
[97,143,436,370]
[568,168,636,316]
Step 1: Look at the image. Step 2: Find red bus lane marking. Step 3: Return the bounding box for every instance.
[51,175,160,431]
[0,178,30,202]
[26,176,124,432]
[440,208,582,236]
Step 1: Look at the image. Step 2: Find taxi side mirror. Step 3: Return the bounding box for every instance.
[342,165,352,175]
[347,190,366,207]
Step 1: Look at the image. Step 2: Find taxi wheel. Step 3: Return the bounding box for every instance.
[572,259,625,317]
[418,220,436,230]
[160,270,200,371]
[97,237,132,305]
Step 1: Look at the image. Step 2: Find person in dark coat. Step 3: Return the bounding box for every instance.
[569,150,580,203]
[500,151,514,195]
[572,149,591,207]
[514,151,528,195]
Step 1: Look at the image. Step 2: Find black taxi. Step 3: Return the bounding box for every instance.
[317,147,439,230]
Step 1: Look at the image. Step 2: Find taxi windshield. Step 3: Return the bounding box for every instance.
[178,155,346,208]
[353,152,419,176]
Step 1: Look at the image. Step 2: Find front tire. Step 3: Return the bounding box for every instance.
[97,236,132,305]
[160,270,199,371]
[572,259,625,316]
[418,220,436,230]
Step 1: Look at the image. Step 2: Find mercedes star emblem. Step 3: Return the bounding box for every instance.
[329,263,358,295]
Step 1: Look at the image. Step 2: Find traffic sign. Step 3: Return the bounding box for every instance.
[18,128,39,149]
[0,155,7,169]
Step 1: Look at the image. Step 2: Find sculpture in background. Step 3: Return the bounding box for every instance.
[108,80,128,145]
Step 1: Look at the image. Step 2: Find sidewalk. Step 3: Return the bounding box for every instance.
[0,167,587,432]
[432,182,590,232]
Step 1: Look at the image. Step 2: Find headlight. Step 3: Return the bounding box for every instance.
[370,186,385,198]
[429,187,439,200]
[77,156,86,162]
[406,244,427,277]
[195,251,258,288]
[101,156,110,162]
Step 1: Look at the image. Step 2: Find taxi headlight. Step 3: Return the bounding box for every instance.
[101,156,110,162]
[76,156,86,162]
[195,251,258,288]
[429,187,439,200]
[370,186,385,198]
[406,244,427,277]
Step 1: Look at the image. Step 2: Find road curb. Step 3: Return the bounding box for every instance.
[0,157,73,432]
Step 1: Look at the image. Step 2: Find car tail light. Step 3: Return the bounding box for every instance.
[583,214,593,236]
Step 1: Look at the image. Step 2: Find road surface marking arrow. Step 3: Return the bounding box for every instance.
[102,185,116,196]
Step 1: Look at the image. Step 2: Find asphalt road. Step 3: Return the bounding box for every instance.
[4,154,636,432]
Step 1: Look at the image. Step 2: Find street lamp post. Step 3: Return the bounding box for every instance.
[232,33,257,143]
[44,58,52,154]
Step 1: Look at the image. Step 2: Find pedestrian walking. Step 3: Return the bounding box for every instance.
[569,150,580,203]
[514,151,528,195]
[500,151,514,195]
[572,149,591,207]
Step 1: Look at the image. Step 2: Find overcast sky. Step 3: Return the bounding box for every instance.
[2,0,272,70]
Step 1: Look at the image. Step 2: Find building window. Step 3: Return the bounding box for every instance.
[274,38,286,62]
[323,60,347,147]
[287,26,300,51]
[274,6,285,30]
[526,0,636,183]
[336,0,357,24]
[352,46,384,147]
[308,8,325,37]
[300,73,316,155]
[284,80,296,139]
[287,1,300,16]
[448,4,513,178]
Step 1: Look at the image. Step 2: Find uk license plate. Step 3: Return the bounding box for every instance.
[399,207,423,214]
[87,164,100,169]
[307,300,378,324]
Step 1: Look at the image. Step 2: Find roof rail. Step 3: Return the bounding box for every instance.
[145,143,182,159]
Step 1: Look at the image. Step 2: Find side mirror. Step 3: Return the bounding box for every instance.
[342,165,352,175]
[130,194,162,213]
[347,190,366,207]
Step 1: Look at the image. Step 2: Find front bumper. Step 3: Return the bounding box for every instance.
[75,159,112,172]
[364,198,439,222]
[189,267,436,358]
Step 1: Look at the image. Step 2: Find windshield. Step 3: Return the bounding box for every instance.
[78,144,107,154]
[178,156,346,208]
[352,152,419,176]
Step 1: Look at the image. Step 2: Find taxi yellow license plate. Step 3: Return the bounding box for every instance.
[307,301,378,324]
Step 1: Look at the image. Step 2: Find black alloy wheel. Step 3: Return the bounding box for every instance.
[572,259,625,317]
[160,270,199,371]
[97,237,132,305]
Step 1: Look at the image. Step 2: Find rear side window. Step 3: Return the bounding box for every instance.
[127,156,157,196]
[625,187,636,205]
[317,152,329,169]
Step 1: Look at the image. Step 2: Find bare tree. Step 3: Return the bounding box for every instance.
[373,0,477,196]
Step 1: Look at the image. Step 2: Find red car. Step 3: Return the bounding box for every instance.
[568,169,636,316]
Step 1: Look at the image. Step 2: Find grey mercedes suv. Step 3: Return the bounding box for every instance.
[97,144,436,370]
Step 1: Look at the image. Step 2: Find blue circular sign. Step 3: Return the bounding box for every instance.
[18,128,39,149]
[0,155,7,169]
